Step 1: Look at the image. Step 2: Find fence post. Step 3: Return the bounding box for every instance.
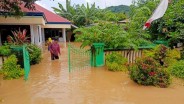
[23,45,30,81]
[68,43,71,72]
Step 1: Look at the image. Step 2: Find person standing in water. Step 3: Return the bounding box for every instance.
[47,37,52,51]
[50,38,61,60]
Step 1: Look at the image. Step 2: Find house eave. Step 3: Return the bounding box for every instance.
[42,23,71,28]
[0,16,45,25]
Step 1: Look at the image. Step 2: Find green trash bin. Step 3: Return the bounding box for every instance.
[91,43,105,67]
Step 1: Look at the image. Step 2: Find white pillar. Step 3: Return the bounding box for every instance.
[62,28,66,47]
[38,25,42,45]
[31,25,39,45]
[34,25,39,45]
[30,25,35,44]
[41,28,45,43]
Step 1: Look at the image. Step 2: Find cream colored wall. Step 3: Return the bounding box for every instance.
[0,16,71,46]
[0,16,45,25]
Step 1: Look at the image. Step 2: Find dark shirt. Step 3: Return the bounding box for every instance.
[50,42,60,56]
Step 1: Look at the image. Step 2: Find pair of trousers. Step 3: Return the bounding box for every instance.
[51,53,59,60]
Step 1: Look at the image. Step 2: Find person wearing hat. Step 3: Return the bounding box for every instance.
[47,37,52,51]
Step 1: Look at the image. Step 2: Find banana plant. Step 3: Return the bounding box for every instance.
[75,2,97,26]
[52,0,76,23]
[52,0,98,26]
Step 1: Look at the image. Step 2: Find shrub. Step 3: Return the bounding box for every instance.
[129,57,171,88]
[181,50,184,60]
[27,44,42,65]
[143,45,180,67]
[105,52,127,71]
[164,49,180,66]
[0,55,24,80]
[74,22,150,49]
[168,60,184,79]
[154,45,168,66]
[154,69,171,88]
[0,45,11,56]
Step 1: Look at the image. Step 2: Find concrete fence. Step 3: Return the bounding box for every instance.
[105,47,184,64]
[104,49,145,64]
[0,56,8,69]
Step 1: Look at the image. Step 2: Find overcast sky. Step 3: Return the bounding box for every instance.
[36,0,133,12]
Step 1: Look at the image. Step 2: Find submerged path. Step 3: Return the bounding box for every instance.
[1,43,184,104]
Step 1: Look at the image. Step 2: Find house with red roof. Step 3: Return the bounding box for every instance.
[0,3,71,46]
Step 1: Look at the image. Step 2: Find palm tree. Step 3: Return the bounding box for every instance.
[52,0,76,22]
[52,0,98,26]
[75,3,97,26]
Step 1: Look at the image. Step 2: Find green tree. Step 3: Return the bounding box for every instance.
[94,9,127,23]
[103,11,118,22]
[74,22,149,49]
[53,1,98,26]
[75,3,97,26]
[115,13,127,21]
[131,0,184,47]
[161,0,184,46]
[92,9,107,22]
[125,1,154,46]
[52,0,128,26]
[0,0,37,17]
[52,0,76,22]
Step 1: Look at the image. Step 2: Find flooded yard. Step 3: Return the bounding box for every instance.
[1,43,184,104]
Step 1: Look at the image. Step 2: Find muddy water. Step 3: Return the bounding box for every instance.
[1,43,184,104]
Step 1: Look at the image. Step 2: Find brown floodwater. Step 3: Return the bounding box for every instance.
[1,43,184,104]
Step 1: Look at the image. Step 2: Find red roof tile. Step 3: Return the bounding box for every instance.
[20,3,71,24]
[20,4,40,13]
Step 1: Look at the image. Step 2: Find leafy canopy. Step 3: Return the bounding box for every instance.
[74,22,150,49]
[131,0,184,46]
[0,0,37,17]
[52,0,128,26]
